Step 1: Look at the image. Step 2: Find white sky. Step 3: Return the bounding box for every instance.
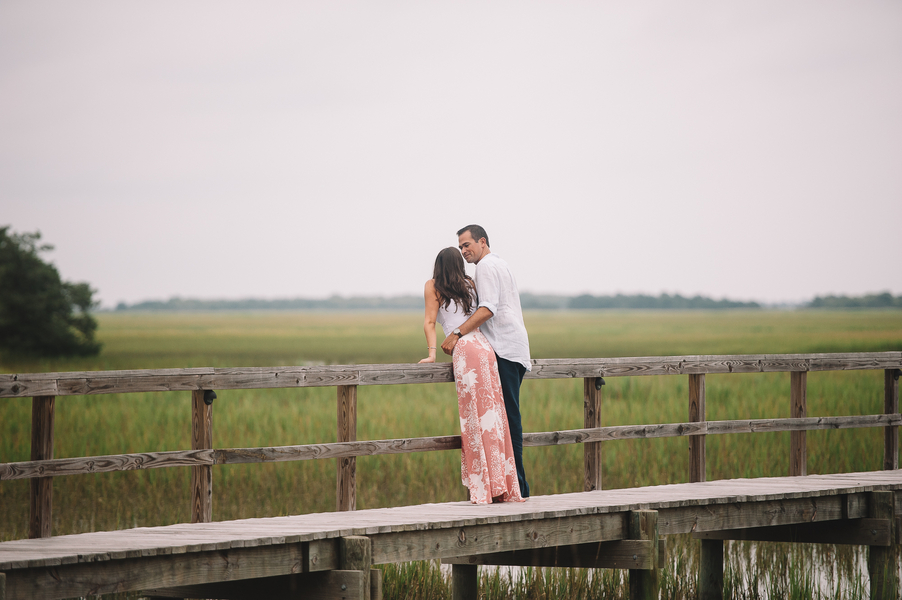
[2,1,900,307]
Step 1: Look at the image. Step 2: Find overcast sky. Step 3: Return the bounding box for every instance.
[2,1,900,307]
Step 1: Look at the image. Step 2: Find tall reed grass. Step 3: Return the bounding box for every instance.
[1,309,900,598]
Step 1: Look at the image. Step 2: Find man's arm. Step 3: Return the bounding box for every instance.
[440,306,493,355]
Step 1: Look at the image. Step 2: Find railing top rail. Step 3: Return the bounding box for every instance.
[1,351,900,398]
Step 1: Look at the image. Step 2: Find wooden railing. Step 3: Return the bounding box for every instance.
[2,352,900,539]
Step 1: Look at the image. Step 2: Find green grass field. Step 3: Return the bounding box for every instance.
[1,310,900,598]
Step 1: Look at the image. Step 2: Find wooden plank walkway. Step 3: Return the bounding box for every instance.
[2,471,901,599]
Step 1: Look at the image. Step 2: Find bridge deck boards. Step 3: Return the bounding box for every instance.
[2,470,900,572]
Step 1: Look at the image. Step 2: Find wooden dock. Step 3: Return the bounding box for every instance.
[3,352,900,598]
[2,470,901,599]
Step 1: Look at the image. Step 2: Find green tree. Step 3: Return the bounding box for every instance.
[0,226,101,357]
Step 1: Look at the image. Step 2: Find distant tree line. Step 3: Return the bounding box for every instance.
[114,292,763,311]
[805,292,902,309]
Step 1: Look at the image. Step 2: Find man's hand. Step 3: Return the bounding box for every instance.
[440,333,458,356]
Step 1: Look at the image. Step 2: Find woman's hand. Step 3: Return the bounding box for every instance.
[418,356,435,363]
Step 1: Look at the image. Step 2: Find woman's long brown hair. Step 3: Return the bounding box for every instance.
[433,247,476,314]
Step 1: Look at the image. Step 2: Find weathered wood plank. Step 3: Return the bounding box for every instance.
[688,374,705,483]
[692,518,892,546]
[790,371,807,477]
[370,513,628,564]
[29,397,54,539]
[144,570,366,600]
[583,377,602,492]
[659,495,847,535]
[444,540,659,570]
[3,543,310,600]
[190,390,213,524]
[886,369,900,471]
[3,353,900,397]
[4,415,898,482]
[337,385,358,512]
[0,451,214,481]
[628,510,659,600]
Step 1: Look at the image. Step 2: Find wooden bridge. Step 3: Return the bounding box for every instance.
[1,351,901,599]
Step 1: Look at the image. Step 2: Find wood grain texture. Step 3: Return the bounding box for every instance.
[692,518,892,546]
[444,540,659,570]
[143,570,366,600]
[1,470,901,588]
[2,353,900,397]
[190,390,212,524]
[0,450,214,481]
[885,369,900,471]
[3,416,897,483]
[3,543,308,600]
[688,374,706,484]
[790,372,807,477]
[29,396,54,539]
[337,385,357,512]
[583,378,602,492]
[628,510,659,600]
[370,512,629,565]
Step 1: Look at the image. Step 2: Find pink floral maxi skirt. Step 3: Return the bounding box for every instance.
[452,330,524,504]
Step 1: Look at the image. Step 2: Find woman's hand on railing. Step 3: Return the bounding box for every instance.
[418,356,435,363]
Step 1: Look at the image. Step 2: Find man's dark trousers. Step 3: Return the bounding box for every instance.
[496,354,529,498]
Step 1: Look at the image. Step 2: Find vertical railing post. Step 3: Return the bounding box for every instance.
[688,374,706,483]
[191,390,213,523]
[884,369,900,470]
[29,395,54,539]
[584,377,603,491]
[337,385,358,511]
[790,371,807,476]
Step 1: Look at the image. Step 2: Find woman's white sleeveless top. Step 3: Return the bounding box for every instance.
[437,294,474,337]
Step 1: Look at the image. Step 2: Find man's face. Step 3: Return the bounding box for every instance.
[458,231,488,264]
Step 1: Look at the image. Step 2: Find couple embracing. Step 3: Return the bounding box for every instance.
[419,225,530,504]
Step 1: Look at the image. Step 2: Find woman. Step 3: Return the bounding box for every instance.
[419,247,524,504]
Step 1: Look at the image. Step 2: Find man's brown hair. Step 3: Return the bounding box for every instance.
[457,224,490,247]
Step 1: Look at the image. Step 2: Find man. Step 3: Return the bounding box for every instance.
[441,224,531,498]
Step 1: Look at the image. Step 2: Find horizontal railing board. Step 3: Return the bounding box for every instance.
[3,414,897,482]
[2,352,900,398]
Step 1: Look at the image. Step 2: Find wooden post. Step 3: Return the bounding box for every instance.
[340,536,372,600]
[337,385,358,512]
[190,390,213,524]
[29,396,54,539]
[688,374,706,483]
[885,369,900,470]
[790,371,807,476]
[452,563,479,600]
[628,510,659,600]
[584,377,603,491]
[699,538,723,600]
[868,491,898,599]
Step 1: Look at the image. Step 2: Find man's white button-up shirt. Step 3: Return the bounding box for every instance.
[475,253,531,371]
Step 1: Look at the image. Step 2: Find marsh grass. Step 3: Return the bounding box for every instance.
[1,309,900,598]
